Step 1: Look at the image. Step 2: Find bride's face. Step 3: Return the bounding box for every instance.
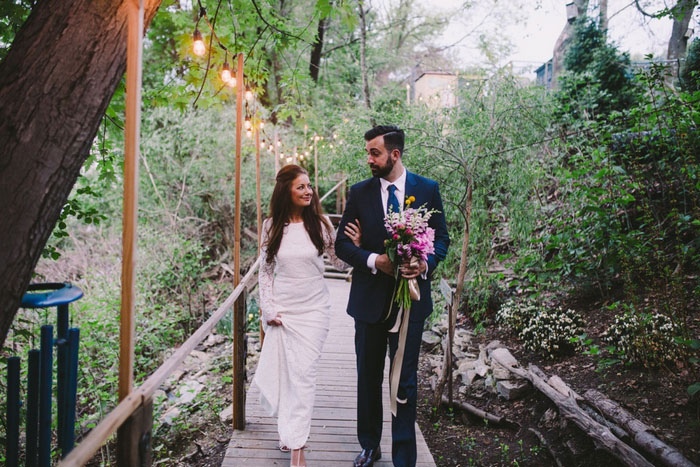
[290,174,313,209]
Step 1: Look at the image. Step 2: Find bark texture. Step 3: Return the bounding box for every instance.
[667,0,697,60]
[358,0,372,114]
[309,9,329,83]
[0,0,162,348]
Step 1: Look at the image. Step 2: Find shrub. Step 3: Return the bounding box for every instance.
[520,307,586,359]
[602,304,683,368]
[497,300,585,359]
[679,38,700,93]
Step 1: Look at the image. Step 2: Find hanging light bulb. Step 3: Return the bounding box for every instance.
[192,29,206,56]
[299,155,305,161]
[329,144,334,149]
[260,142,266,149]
[246,130,253,138]
[244,119,251,130]
[259,122,265,129]
[220,61,232,83]
[227,77,237,88]
[286,157,293,163]
[277,141,282,147]
[245,89,254,101]
[268,144,274,152]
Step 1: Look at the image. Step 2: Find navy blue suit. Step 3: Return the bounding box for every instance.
[335,171,449,466]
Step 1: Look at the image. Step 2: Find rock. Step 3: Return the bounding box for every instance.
[421,331,441,347]
[462,369,479,386]
[204,334,226,348]
[484,374,497,394]
[190,350,210,362]
[474,362,489,378]
[177,380,204,404]
[496,380,530,400]
[454,329,473,349]
[490,348,518,368]
[153,389,168,403]
[161,406,181,425]
[457,358,477,373]
[219,404,233,423]
[485,340,504,352]
[491,362,511,380]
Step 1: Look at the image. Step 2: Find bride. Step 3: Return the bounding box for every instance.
[254,164,361,466]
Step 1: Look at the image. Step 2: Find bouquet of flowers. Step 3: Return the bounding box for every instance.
[383,197,437,310]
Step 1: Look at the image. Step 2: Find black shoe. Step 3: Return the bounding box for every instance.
[353,447,381,467]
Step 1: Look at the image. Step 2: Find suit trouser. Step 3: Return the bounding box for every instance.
[354,315,425,467]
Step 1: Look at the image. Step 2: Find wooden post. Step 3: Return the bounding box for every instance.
[117,1,143,463]
[119,0,143,403]
[117,398,153,467]
[233,52,245,431]
[233,289,247,430]
[335,175,342,214]
[255,122,262,254]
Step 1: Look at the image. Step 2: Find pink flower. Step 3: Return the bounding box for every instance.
[393,234,399,240]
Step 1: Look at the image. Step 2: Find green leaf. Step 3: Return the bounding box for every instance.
[688,383,700,397]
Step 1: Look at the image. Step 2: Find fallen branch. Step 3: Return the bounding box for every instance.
[584,389,696,467]
[490,350,654,467]
[439,395,518,428]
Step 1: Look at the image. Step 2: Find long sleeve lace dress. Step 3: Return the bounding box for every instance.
[253,217,348,450]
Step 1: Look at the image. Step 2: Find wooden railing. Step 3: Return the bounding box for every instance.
[60,258,260,466]
[59,177,348,466]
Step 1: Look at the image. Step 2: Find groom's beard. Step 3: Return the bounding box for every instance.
[370,158,394,178]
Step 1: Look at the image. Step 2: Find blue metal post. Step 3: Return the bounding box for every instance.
[39,325,53,467]
[56,303,69,451]
[63,328,80,455]
[26,349,40,467]
[6,356,21,467]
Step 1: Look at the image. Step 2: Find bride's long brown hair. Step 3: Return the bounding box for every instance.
[264,165,332,264]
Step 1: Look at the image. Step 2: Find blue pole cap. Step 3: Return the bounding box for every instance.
[21,283,84,309]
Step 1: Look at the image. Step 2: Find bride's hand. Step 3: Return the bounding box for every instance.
[345,219,362,247]
[266,316,283,326]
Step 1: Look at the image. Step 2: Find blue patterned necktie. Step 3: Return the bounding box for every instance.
[387,184,400,214]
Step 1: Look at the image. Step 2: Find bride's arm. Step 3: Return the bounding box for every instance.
[258,220,279,324]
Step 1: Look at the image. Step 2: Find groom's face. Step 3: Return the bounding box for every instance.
[366,135,395,179]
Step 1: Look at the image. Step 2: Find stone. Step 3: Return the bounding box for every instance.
[492,362,511,380]
[484,375,497,394]
[219,404,233,423]
[421,331,441,347]
[496,380,530,400]
[485,340,504,352]
[457,358,477,374]
[161,406,181,425]
[177,380,204,404]
[490,348,518,368]
[474,362,489,378]
[190,350,210,362]
[204,334,226,348]
[461,369,479,385]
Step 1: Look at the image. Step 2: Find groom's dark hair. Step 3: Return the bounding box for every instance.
[364,125,405,157]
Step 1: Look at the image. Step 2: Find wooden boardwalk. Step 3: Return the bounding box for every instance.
[223,278,436,466]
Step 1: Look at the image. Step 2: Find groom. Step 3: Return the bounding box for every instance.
[335,125,450,467]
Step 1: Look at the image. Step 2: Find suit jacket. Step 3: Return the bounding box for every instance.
[335,171,450,323]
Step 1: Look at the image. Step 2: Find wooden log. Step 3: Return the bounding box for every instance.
[490,351,654,467]
[584,389,696,467]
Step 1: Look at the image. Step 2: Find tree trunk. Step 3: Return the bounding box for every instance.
[667,0,697,60]
[309,7,330,83]
[358,0,372,115]
[0,0,162,349]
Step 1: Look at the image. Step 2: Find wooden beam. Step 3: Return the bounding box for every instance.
[119,0,143,403]
[233,52,244,433]
[255,120,261,254]
[59,258,261,467]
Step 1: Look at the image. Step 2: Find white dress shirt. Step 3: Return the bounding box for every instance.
[367,169,407,272]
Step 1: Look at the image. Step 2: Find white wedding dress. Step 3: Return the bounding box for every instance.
[254,217,348,449]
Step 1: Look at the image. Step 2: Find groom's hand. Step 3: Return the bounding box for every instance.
[375,254,395,276]
[400,259,427,279]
